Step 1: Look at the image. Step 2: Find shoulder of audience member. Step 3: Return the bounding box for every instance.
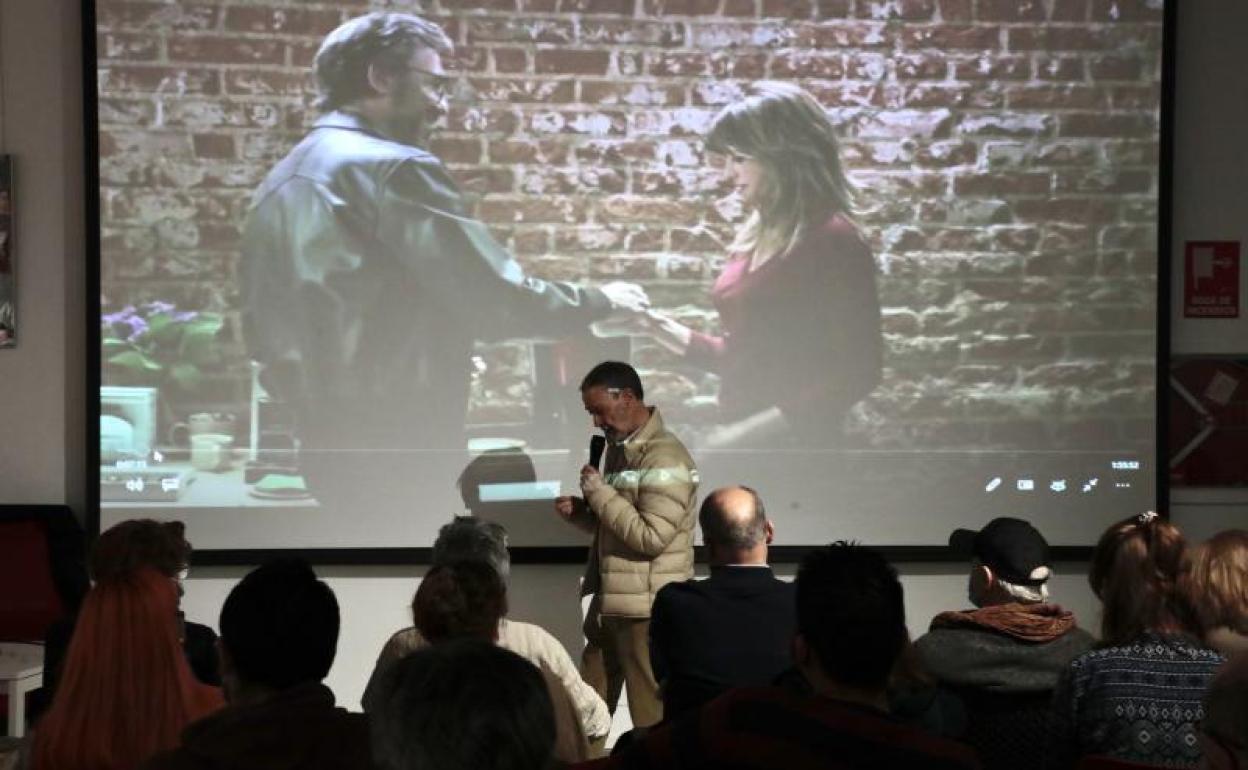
[654,576,701,603]
[504,619,567,659]
[379,626,426,667]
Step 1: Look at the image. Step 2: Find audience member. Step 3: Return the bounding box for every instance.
[578,543,980,769]
[370,639,556,770]
[31,569,223,770]
[143,559,373,770]
[362,516,610,742]
[886,632,967,738]
[914,518,1094,769]
[1199,652,1248,770]
[408,561,589,763]
[1049,513,1225,769]
[648,486,795,718]
[44,519,220,702]
[1183,529,1248,656]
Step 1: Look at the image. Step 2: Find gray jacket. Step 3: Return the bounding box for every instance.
[916,622,1095,694]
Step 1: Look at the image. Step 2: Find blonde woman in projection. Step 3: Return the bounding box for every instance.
[644,82,883,452]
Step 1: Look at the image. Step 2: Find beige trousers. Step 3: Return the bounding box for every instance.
[580,596,662,752]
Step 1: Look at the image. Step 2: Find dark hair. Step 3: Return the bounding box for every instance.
[313,12,452,111]
[433,516,511,579]
[90,519,191,581]
[413,561,507,643]
[580,360,644,401]
[370,639,555,770]
[795,542,906,690]
[219,558,339,690]
[1089,513,1200,645]
[699,486,767,550]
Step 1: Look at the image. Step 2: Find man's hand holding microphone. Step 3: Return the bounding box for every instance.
[554,435,606,524]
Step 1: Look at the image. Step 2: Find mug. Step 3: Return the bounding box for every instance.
[190,433,233,472]
[169,412,235,446]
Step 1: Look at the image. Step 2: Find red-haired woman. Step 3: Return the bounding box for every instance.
[29,568,223,770]
[1047,513,1225,769]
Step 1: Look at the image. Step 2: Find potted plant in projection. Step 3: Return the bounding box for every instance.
[100,302,226,461]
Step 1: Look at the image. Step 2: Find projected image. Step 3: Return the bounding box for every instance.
[95,1,1163,548]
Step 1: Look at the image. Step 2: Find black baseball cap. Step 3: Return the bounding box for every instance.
[949,517,1051,587]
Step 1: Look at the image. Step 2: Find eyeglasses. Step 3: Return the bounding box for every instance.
[407,67,454,99]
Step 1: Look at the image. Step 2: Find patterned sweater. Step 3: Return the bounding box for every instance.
[1048,633,1225,768]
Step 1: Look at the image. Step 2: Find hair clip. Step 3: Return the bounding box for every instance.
[1137,510,1159,525]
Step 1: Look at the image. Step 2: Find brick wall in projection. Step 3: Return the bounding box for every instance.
[95,0,1162,450]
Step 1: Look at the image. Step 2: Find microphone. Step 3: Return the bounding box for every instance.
[589,434,606,469]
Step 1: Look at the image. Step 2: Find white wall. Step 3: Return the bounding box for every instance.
[1168,0,1248,355]
[1166,0,1248,532]
[0,0,1243,732]
[0,0,87,512]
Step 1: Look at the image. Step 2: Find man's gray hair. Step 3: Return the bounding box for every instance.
[997,576,1049,604]
[699,486,767,550]
[313,12,453,111]
[432,516,510,579]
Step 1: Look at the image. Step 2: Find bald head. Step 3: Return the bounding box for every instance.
[1201,652,1248,770]
[699,486,772,565]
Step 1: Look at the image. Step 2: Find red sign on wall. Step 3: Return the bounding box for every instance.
[1184,241,1240,318]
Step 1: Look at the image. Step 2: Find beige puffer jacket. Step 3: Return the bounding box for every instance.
[581,408,699,618]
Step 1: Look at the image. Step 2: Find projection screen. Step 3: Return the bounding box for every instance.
[92,0,1167,551]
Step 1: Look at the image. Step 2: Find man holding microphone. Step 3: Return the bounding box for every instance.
[555,361,699,738]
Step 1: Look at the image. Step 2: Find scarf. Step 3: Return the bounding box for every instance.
[930,602,1077,644]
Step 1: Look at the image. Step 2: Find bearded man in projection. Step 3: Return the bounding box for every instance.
[241,13,647,517]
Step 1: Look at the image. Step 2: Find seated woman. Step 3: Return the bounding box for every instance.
[30,568,223,770]
[43,519,220,702]
[1182,529,1248,656]
[1048,513,1225,769]
[412,561,589,764]
[641,81,882,451]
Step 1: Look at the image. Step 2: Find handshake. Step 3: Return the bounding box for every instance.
[594,282,683,341]
[599,281,650,315]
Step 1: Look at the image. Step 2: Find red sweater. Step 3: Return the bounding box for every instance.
[684,215,882,443]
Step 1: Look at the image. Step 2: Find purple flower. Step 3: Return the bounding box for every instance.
[121,315,149,342]
[142,300,176,315]
[101,305,137,326]
[172,310,198,322]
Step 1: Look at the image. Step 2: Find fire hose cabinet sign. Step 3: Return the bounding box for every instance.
[1184,241,1240,318]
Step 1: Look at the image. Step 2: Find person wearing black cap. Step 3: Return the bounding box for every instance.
[912,517,1094,770]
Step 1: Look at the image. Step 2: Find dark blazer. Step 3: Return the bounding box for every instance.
[648,565,796,718]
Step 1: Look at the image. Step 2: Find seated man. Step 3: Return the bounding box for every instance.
[362,516,610,742]
[370,638,556,770]
[578,543,981,769]
[1200,652,1248,770]
[649,486,795,717]
[143,559,373,770]
[914,517,1094,770]
[408,561,589,763]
